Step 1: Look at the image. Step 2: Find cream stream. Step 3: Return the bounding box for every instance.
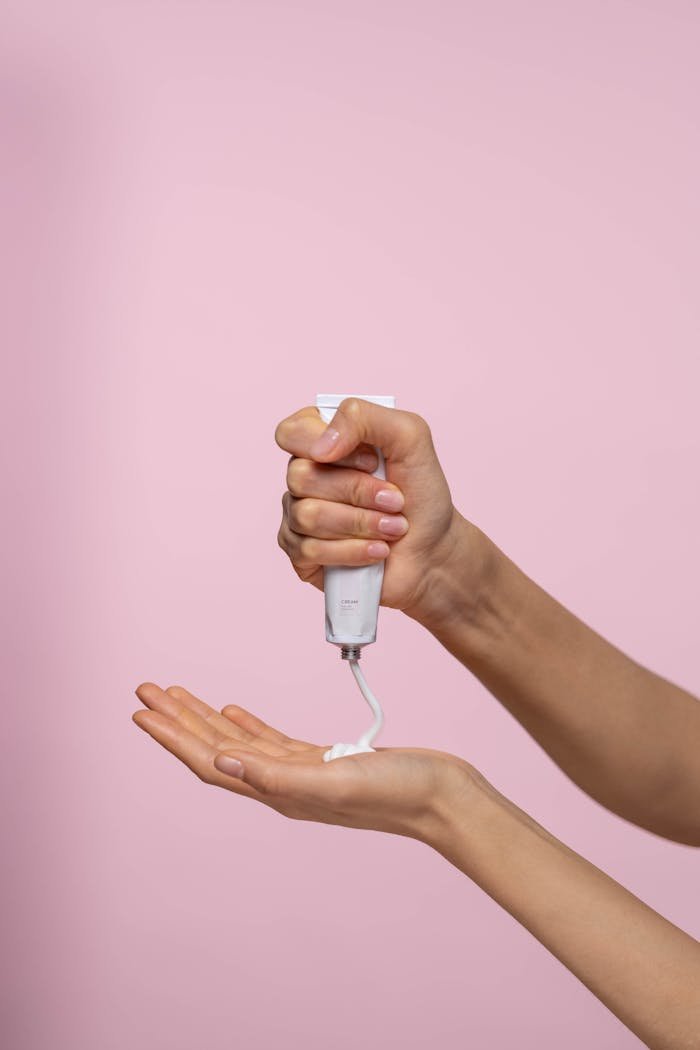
[323,660,384,762]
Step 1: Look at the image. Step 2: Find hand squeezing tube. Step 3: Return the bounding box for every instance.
[315,394,396,762]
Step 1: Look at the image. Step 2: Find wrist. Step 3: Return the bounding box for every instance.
[412,755,500,854]
[420,758,560,882]
[403,511,510,657]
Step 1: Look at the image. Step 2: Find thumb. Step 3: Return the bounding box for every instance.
[214,749,329,800]
[309,397,429,465]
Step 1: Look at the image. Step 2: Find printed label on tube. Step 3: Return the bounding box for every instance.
[316,394,396,648]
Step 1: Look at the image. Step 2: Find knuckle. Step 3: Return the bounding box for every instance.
[274,419,290,450]
[394,410,431,450]
[352,473,368,508]
[354,506,369,536]
[279,521,301,561]
[259,768,277,794]
[340,397,362,420]
[406,410,430,437]
[290,497,316,534]
[287,497,300,530]
[286,457,312,496]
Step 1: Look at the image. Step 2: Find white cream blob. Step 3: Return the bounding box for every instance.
[323,659,384,763]
[323,740,375,761]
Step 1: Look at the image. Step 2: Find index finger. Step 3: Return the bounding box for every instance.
[133,709,263,800]
[277,399,432,468]
[275,406,379,469]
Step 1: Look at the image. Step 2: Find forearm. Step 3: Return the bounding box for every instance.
[423,765,700,1050]
[409,513,700,844]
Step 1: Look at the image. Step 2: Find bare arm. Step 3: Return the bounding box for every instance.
[430,763,700,1050]
[132,683,700,1050]
[412,513,700,846]
[274,399,700,845]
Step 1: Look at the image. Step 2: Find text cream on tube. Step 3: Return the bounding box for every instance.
[316,394,395,762]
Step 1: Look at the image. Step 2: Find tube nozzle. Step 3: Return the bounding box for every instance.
[340,645,363,661]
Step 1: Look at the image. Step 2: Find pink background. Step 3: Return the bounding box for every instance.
[2,2,699,1047]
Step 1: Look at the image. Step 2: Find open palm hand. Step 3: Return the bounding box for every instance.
[133,683,470,840]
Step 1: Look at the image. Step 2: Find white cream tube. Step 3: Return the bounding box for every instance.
[315,394,396,653]
[315,393,396,762]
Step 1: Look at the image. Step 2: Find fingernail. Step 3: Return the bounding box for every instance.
[367,541,390,558]
[310,427,341,458]
[379,515,408,536]
[375,489,404,511]
[214,755,244,778]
